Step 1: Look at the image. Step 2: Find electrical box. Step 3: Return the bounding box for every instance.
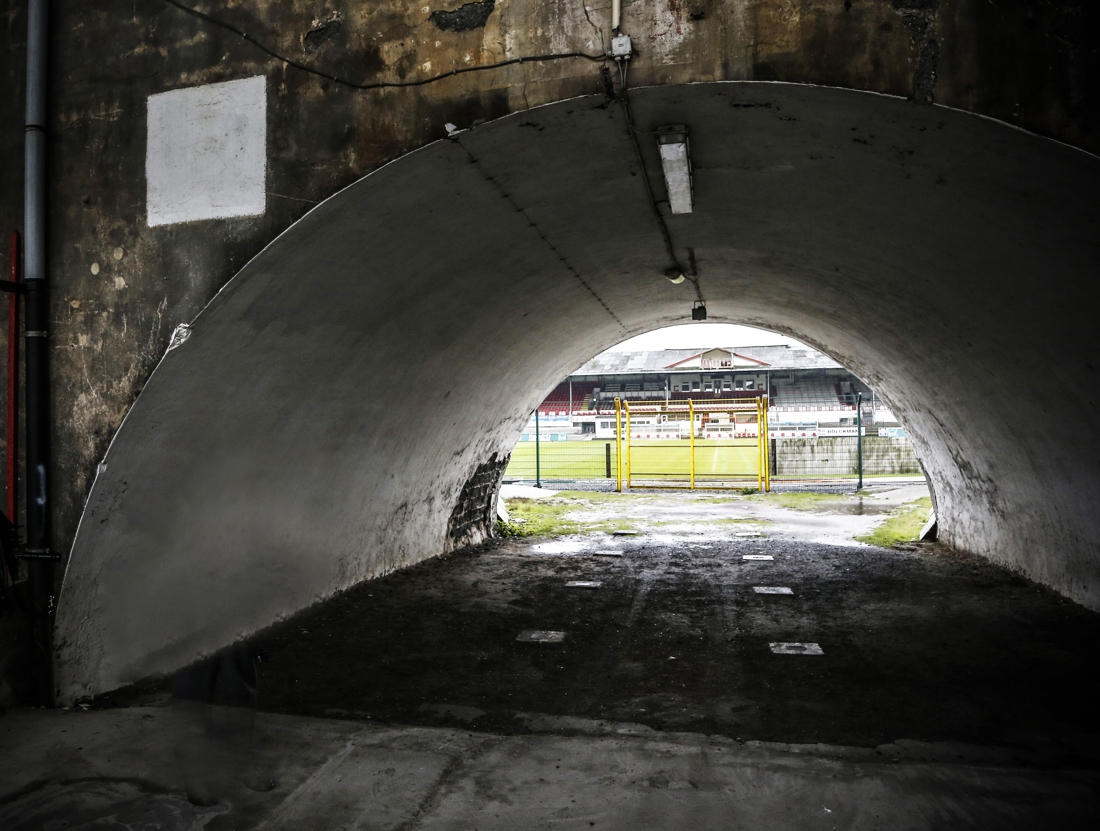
[610,34,632,60]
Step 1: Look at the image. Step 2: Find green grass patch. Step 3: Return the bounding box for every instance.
[752,491,852,511]
[499,497,638,538]
[498,498,582,537]
[855,497,933,547]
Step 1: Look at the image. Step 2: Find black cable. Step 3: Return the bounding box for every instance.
[161,0,607,91]
[616,59,704,302]
[163,2,697,303]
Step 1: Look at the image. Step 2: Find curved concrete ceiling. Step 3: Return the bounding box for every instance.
[54,82,1100,703]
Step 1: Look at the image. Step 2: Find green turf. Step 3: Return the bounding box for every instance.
[505,442,617,480]
[497,495,638,538]
[505,439,761,483]
[751,491,852,511]
[855,497,934,547]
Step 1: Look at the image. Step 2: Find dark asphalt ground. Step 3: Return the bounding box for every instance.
[195,534,1100,766]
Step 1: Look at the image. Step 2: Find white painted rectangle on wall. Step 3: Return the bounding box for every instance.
[146,76,266,226]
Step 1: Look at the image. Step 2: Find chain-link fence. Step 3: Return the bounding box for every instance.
[505,440,618,484]
[772,435,921,482]
[505,418,922,489]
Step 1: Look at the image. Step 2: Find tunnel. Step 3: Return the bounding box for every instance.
[53,81,1100,704]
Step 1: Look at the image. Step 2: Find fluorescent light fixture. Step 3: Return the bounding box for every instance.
[657,125,693,214]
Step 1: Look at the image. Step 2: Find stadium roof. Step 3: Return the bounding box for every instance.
[573,345,843,376]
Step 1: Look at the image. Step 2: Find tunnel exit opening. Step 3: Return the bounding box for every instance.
[486,323,937,618]
[503,323,926,499]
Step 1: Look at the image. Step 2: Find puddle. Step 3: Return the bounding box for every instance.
[519,489,924,553]
[633,535,715,549]
[830,499,893,516]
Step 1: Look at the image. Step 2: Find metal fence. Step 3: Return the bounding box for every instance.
[772,436,922,483]
[505,440,618,484]
[619,398,770,490]
[504,395,923,490]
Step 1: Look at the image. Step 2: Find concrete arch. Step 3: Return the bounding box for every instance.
[55,82,1100,703]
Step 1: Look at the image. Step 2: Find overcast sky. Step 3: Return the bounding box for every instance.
[605,323,805,353]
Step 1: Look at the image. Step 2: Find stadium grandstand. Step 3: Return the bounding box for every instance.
[527,344,900,440]
[509,343,920,486]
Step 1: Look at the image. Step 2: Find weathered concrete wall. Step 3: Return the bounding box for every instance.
[775,437,921,477]
[0,0,1093,563]
[447,452,509,550]
[0,1,1095,701]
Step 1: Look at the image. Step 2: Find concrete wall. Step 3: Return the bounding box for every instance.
[775,437,921,477]
[51,83,1100,702]
[0,2,1095,562]
[0,1,1094,702]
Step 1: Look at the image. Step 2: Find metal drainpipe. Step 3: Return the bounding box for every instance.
[23,0,56,705]
[534,409,541,488]
[856,392,864,491]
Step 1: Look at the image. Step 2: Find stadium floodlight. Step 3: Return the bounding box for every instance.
[657,125,693,214]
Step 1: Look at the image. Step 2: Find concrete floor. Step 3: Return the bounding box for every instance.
[6,489,1099,828]
[507,482,934,548]
[2,707,1098,830]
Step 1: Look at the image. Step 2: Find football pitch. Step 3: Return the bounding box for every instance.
[504,439,761,483]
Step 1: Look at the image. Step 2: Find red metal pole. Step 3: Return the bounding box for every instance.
[8,231,18,522]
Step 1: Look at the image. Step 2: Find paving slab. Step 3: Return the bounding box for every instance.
[1,708,1097,830]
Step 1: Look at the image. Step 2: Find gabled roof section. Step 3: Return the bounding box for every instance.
[572,345,842,376]
[664,348,771,369]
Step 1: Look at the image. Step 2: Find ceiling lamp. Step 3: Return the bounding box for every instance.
[656,125,693,214]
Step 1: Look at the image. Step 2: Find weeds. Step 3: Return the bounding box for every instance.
[498,496,637,538]
[855,497,933,547]
[752,491,850,511]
